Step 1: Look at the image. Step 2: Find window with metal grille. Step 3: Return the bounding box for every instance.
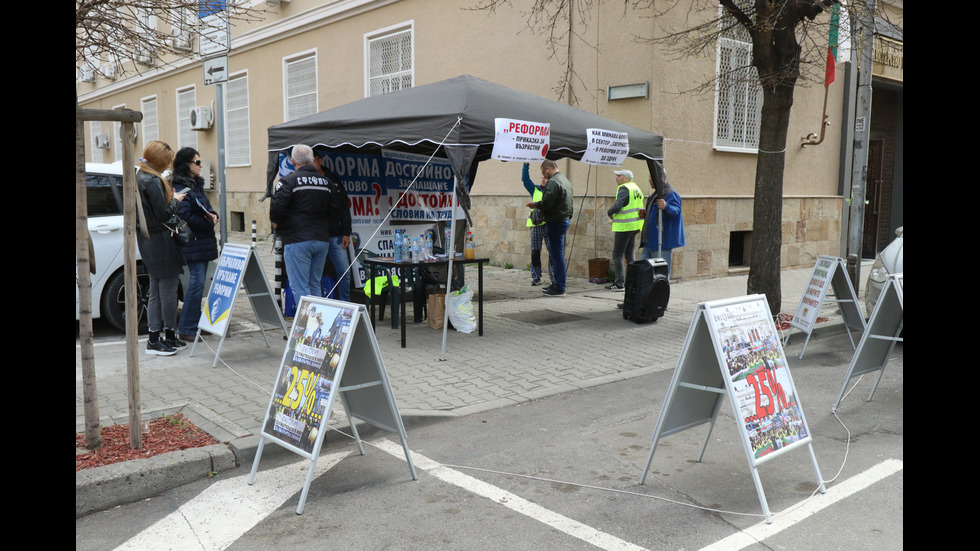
[178,86,197,149]
[284,53,317,121]
[226,73,250,166]
[90,122,103,163]
[366,27,413,97]
[714,6,762,152]
[141,96,159,145]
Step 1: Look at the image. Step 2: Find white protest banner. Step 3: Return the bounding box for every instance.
[580,128,629,166]
[491,118,551,162]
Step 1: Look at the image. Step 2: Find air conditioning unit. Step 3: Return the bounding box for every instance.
[200,159,214,189]
[101,62,117,80]
[266,0,291,6]
[94,134,111,149]
[172,29,193,52]
[80,67,96,83]
[190,106,213,130]
[137,49,154,66]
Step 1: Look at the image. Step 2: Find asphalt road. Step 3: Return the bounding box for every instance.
[75,328,902,551]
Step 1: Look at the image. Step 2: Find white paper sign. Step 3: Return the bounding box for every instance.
[581,128,629,166]
[491,118,551,162]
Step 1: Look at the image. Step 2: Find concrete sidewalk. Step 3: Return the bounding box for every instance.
[76,242,866,516]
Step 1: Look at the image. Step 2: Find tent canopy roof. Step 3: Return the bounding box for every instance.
[267,75,664,163]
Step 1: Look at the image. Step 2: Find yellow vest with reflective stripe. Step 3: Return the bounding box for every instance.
[526,186,544,227]
[612,181,644,232]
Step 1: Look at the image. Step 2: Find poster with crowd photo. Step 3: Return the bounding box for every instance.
[261,299,354,456]
[276,149,462,284]
[706,297,812,463]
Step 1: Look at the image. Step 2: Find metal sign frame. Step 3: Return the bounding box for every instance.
[248,297,417,515]
[833,273,903,412]
[639,295,825,523]
[190,243,287,367]
[784,255,866,358]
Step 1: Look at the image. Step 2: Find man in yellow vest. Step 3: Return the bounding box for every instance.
[606,169,644,291]
[521,162,554,287]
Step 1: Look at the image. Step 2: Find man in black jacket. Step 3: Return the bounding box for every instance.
[271,144,336,301]
[313,150,354,301]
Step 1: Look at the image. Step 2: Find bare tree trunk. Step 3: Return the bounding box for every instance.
[77,101,102,450]
[747,81,795,316]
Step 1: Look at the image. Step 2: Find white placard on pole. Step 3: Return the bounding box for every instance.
[639,294,825,523]
[580,128,629,166]
[490,118,551,162]
[190,243,287,367]
[784,255,866,358]
[248,297,417,514]
[833,273,903,412]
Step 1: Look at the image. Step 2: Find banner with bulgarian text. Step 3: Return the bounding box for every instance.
[490,118,551,162]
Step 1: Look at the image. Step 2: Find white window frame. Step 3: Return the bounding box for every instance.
[225,71,251,167]
[112,103,125,161]
[177,85,198,150]
[283,50,318,122]
[364,21,414,98]
[90,122,104,163]
[141,95,159,146]
[713,6,763,153]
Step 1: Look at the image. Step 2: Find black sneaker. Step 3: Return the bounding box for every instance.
[147,340,177,356]
[542,287,566,297]
[531,279,542,286]
[165,338,187,349]
[605,283,625,291]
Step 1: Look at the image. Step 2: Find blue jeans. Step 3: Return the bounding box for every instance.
[284,240,329,300]
[178,261,208,334]
[545,218,570,292]
[642,247,672,279]
[327,236,351,302]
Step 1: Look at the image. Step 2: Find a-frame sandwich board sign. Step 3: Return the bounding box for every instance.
[784,256,866,359]
[190,243,288,367]
[247,296,417,515]
[833,273,903,412]
[639,295,825,523]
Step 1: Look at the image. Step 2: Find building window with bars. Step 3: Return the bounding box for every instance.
[366,25,413,97]
[284,52,317,121]
[226,73,250,166]
[177,86,198,150]
[713,11,762,152]
[141,96,159,146]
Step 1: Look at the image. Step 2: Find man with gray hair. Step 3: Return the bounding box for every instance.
[271,144,336,301]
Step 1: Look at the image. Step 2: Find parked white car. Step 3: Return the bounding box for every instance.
[865,226,903,314]
[76,162,184,331]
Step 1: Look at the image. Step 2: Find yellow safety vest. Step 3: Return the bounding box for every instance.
[363,274,400,298]
[612,181,644,232]
[526,186,544,227]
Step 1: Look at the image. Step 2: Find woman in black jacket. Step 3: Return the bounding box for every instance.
[137,141,186,355]
[172,147,219,340]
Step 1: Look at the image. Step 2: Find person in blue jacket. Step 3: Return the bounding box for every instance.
[639,174,684,279]
[172,147,219,340]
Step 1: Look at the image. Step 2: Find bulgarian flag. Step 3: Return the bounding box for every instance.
[824,2,851,87]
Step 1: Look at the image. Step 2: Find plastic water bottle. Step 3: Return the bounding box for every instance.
[411,237,419,263]
[393,230,403,262]
[401,234,410,262]
[444,222,452,256]
[424,232,433,260]
[465,229,476,260]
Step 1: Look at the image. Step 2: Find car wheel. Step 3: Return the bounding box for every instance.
[101,265,149,333]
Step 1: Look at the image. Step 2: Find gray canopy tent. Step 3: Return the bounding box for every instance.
[266,74,665,199]
[265,75,666,357]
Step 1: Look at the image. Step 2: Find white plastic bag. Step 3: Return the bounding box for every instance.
[446,286,476,333]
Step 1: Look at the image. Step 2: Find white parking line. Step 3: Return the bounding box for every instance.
[372,438,647,551]
[113,451,350,551]
[699,458,904,551]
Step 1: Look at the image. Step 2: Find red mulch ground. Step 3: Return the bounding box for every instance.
[76,413,219,472]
